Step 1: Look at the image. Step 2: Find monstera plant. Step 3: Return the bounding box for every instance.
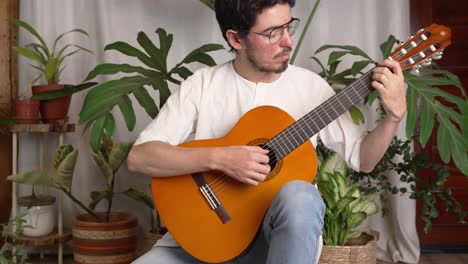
[311,35,468,175]
[77,28,224,152]
[312,35,468,231]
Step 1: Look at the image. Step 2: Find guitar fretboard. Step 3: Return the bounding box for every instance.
[265,70,374,160]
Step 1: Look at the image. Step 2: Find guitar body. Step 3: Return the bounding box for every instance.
[151,106,318,263]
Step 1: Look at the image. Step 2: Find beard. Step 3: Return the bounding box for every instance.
[245,44,292,74]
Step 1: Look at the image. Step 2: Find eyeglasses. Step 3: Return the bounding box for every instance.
[249,17,300,44]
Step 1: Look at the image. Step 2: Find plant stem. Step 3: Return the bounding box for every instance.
[106,171,116,222]
[290,0,321,65]
[58,186,101,221]
[106,192,113,222]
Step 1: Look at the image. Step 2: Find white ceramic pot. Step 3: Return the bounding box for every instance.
[18,195,56,237]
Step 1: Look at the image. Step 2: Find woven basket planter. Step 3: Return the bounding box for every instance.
[318,231,378,264]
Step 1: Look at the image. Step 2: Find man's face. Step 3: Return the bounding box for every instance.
[242,3,294,74]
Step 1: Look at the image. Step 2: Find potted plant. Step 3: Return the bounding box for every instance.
[7,135,153,263]
[11,76,42,125]
[137,188,167,256]
[9,18,93,123]
[316,152,380,263]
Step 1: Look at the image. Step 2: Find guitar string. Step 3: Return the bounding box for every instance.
[208,31,430,190]
[209,79,372,192]
[209,72,374,192]
[207,71,375,190]
[208,71,376,191]
[207,72,375,190]
[208,45,424,192]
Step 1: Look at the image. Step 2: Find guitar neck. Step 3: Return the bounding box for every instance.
[265,69,374,159]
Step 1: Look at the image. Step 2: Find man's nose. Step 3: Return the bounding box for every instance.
[279,28,293,47]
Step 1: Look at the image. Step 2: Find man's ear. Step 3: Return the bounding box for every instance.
[226,29,244,50]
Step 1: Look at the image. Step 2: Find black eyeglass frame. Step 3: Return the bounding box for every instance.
[247,17,300,44]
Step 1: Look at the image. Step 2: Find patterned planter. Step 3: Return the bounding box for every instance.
[72,212,138,264]
[318,231,378,264]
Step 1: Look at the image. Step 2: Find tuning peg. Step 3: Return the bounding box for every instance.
[432,50,444,60]
[408,35,414,40]
[418,28,425,33]
[421,58,432,67]
[411,65,422,76]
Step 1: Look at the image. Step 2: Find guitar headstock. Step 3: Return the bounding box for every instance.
[390,24,452,72]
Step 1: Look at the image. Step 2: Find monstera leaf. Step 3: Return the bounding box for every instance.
[79,28,224,152]
[312,35,468,175]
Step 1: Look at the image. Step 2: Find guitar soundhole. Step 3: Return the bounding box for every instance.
[247,138,283,182]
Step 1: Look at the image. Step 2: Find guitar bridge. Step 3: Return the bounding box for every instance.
[192,172,232,224]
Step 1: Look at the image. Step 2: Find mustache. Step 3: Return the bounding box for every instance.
[274,47,293,59]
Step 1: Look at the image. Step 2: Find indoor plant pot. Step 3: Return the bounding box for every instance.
[32,84,71,123]
[13,99,40,124]
[17,195,56,237]
[318,230,378,264]
[72,211,138,264]
[138,227,167,256]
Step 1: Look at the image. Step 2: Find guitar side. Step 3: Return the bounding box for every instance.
[151,106,318,263]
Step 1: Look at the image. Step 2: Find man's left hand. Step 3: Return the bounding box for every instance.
[372,59,407,122]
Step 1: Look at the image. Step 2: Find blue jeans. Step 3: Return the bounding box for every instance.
[133,180,325,264]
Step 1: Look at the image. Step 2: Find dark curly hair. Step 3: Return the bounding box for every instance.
[215,0,296,49]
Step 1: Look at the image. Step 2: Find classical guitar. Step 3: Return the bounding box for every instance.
[151,24,451,263]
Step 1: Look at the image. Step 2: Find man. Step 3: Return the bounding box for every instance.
[129,0,406,263]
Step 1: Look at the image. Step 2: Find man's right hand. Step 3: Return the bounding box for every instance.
[213,146,271,186]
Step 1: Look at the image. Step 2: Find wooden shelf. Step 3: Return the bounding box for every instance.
[16,228,72,247]
[10,123,75,133]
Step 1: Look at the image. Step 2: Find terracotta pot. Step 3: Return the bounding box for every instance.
[72,212,138,264]
[31,84,71,123]
[137,227,167,256]
[13,99,40,124]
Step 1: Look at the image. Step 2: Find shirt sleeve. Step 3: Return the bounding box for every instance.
[134,77,199,146]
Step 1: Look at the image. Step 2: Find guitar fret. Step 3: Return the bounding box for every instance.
[290,129,301,147]
[269,69,374,160]
[296,122,309,141]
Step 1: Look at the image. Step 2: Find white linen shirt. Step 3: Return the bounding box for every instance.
[135,61,366,171]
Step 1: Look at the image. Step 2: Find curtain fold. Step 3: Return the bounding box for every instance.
[17,0,417,262]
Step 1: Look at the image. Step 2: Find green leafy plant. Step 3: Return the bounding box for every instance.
[348,136,468,233]
[77,28,224,152]
[311,35,468,175]
[9,18,93,85]
[0,213,30,264]
[317,152,379,245]
[312,34,468,231]
[7,137,154,222]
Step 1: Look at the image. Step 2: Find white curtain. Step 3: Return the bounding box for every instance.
[17,0,418,262]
